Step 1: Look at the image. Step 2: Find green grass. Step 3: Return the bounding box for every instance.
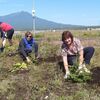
[0,30,100,99]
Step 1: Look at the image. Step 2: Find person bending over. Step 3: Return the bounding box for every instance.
[61,31,95,79]
[0,22,14,52]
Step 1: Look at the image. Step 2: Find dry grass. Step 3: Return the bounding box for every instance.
[0,30,100,100]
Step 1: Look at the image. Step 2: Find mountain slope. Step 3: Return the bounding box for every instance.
[0,11,85,30]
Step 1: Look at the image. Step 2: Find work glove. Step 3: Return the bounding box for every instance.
[64,71,70,79]
[82,64,90,73]
[77,64,90,73]
[77,64,83,73]
[26,57,32,63]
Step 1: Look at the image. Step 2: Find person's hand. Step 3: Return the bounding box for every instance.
[77,64,90,73]
[82,64,90,73]
[26,57,32,63]
[64,71,70,79]
[76,64,83,73]
[78,64,83,70]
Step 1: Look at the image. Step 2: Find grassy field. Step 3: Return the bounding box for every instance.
[0,30,100,100]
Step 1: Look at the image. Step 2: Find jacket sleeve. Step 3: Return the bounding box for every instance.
[18,39,27,58]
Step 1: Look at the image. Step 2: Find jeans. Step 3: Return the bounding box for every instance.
[67,47,95,65]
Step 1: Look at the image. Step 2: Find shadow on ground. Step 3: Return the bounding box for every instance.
[89,67,100,85]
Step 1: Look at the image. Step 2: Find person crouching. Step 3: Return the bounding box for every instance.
[18,31,39,63]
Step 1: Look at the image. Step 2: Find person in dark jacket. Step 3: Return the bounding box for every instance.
[18,31,39,63]
[0,22,14,52]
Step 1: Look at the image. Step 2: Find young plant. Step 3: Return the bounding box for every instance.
[68,65,91,83]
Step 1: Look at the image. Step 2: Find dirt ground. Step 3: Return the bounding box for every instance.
[0,31,100,99]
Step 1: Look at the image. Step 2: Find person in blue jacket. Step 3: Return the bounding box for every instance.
[18,31,39,63]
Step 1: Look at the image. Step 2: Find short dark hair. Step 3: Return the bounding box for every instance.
[62,31,73,43]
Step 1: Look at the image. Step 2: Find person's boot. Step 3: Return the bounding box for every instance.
[0,47,4,52]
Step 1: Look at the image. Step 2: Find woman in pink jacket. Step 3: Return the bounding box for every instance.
[0,22,14,52]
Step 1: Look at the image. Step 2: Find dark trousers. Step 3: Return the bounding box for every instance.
[19,42,38,60]
[67,47,95,65]
[0,28,14,39]
[7,29,14,39]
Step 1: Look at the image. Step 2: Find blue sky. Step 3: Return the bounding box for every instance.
[0,0,100,25]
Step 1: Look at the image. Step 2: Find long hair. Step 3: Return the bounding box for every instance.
[62,31,73,43]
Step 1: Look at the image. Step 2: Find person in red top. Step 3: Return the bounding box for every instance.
[0,22,14,52]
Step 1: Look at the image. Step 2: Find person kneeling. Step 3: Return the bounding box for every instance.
[18,31,39,63]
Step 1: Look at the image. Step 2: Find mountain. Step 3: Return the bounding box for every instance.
[0,11,85,30]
